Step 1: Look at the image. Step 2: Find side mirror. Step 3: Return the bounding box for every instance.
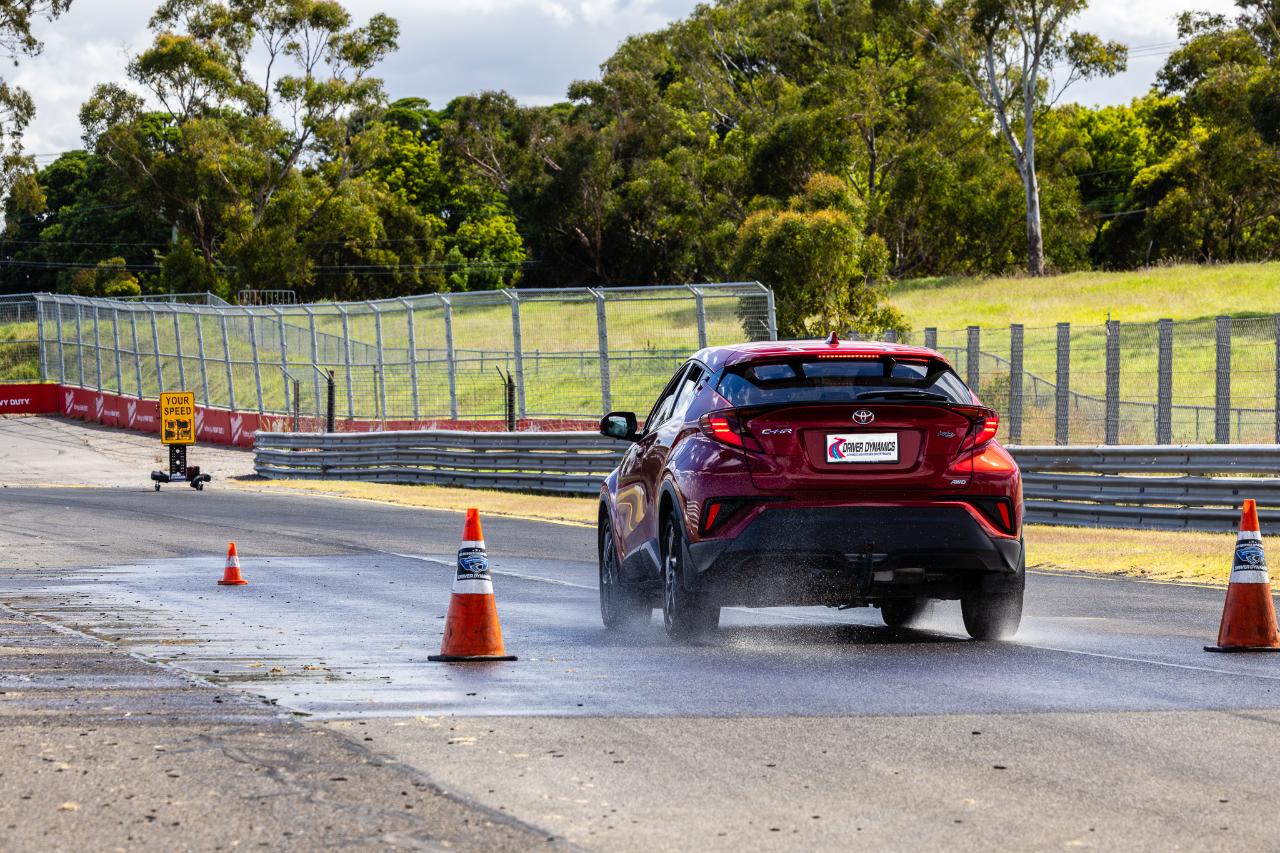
[600,411,639,442]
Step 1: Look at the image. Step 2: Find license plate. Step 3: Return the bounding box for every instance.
[826,432,898,464]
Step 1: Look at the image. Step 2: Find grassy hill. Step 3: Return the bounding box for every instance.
[888,262,1280,331]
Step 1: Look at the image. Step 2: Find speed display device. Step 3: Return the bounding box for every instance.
[159,391,196,446]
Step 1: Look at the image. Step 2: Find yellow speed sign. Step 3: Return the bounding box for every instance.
[159,391,196,445]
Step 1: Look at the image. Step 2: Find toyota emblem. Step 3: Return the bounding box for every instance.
[852,409,875,425]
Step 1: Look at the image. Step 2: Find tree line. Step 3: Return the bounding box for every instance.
[0,0,1276,337]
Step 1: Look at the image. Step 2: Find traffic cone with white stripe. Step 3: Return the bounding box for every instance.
[218,542,248,586]
[429,509,517,662]
[1205,500,1280,653]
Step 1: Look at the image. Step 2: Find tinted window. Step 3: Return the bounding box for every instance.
[643,364,689,430]
[717,358,971,406]
[670,364,704,417]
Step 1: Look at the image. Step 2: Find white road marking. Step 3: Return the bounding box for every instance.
[1021,643,1280,681]
[386,551,596,590]
[388,551,1280,678]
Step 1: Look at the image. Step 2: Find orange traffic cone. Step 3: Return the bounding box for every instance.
[1206,500,1280,652]
[218,542,248,586]
[429,509,517,662]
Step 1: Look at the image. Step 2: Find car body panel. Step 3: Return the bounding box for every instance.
[599,339,1022,608]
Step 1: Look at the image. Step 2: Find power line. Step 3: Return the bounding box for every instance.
[0,238,169,248]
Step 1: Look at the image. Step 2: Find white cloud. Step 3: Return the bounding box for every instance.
[5,0,1252,156]
[1066,0,1239,107]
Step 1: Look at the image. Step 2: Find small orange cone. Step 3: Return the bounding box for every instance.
[429,509,517,662]
[218,542,248,586]
[1206,500,1280,652]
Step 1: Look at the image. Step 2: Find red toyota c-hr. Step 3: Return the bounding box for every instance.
[597,337,1024,641]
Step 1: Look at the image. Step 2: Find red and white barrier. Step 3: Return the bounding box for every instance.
[0,382,593,446]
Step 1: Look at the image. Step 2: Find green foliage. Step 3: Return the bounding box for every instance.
[7,0,1280,337]
[68,257,142,297]
[733,174,902,338]
[159,236,223,296]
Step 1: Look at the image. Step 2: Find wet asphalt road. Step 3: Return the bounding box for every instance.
[5,485,1280,850]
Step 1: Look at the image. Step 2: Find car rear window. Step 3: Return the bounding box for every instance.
[716,357,972,406]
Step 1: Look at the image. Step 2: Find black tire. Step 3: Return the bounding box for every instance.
[194,481,204,491]
[599,517,650,630]
[879,598,933,629]
[961,544,1025,641]
[660,514,719,641]
[154,483,161,491]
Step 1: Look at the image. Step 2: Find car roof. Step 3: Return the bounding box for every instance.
[692,339,950,372]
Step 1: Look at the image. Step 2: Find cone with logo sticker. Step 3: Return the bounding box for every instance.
[429,509,517,662]
[1205,500,1280,652]
[218,542,248,586]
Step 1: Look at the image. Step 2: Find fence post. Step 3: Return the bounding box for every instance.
[338,306,354,419]
[326,370,336,432]
[689,285,708,349]
[171,310,186,390]
[441,295,458,420]
[275,307,290,416]
[306,307,321,415]
[1009,324,1023,444]
[1104,319,1120,444]
[111,307,123,395]
[35,299,46,381]
[219,313,236,411]
[1157,319,1173,445]
[148,306,163,392]
[1215,316,1231,444]
[401,297,420,420]
[1055,322,1070,445]
[247,310,264,414]
[193,308,209,404]
[924,327,937,351]
[74,301,85,387]
[54,299,65,383]
[372,304,388,420]
[1275,315,1280,445]
[764,285,778,341]
[966,325,980,390]
[593,288,612,413]
[92,304,103,390]
[129,310,142,397]
[507,290,527,419]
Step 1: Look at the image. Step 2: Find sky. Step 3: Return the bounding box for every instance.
[14,0,1241,163]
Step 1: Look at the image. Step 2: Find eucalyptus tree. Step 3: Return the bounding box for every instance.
[926,0,1126,275]
[78,0,399,291]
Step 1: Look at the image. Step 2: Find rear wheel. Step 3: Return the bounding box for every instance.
[599,518,650,630]
[879,598,933,629]
[961,544,1025,641]
[661,514,719,641]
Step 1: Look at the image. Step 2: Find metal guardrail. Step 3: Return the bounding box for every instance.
[254,429,625,495]
[1013,445,1280,531]
[254,433,1280,532]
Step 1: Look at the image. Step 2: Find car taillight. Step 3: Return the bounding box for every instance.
[957,409,999,452]
[703,414,743,447]
[700,412,762,451]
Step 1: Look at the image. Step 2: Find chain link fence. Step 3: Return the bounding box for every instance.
[22,283,776,427]
[8,285,1280,443]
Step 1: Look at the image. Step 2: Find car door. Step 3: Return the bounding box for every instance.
[615,363,692,575]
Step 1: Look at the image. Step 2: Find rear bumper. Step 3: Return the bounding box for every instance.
[686,504,1023,607]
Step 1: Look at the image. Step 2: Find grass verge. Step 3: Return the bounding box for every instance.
[233,478,596,526]
[1026,525,1234,586]
[889,261,1280,330]
[236,478,1238,585]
